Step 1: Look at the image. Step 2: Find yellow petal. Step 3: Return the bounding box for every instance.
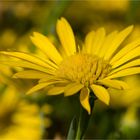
[80,87,91,114]
[27,82,53,94]
[27,79,69,94]
[13,70,48,79]
[91,60,98,74]
[96,59,102,79]
[56,17,76,56]
[0,60,53,74]
[106,67,140,79]
[39,75,56,83]
[91,84,110,105]
[97,79,128,89]
[64,82,84,96]
[0,51,56,70]
[31,32,62,64]
[111,46,140,68]
[110,59,140,75]
[110,38,140,64]
[99,30,118,57]
[91,28,106,55]
[104,25,133,60]
[47,86,64,95]
[85,30,95,53]
[39,77,69,84]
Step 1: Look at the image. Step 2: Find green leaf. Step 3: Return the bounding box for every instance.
[67,117,77,139]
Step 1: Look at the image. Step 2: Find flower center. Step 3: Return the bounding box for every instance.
[56,53,111,86]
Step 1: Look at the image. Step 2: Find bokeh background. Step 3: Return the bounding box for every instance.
[0,0,140,139]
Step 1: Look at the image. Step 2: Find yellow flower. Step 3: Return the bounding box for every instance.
[109,75,140,107]
[0,85,51,140]
[1,17,140,114]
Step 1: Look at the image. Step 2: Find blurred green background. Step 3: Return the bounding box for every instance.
[0,0,140,139]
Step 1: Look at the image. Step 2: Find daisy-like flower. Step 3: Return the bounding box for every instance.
[0,85,52,140]
[1,17,140,114]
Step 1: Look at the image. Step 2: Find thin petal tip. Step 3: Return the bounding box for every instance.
[64,93,71,97]
[30,35,34,39]
[127,25,134,31]
[60,17,66,21]
[26,88,34,95]
[32,32,42,37]
[26,90,33,95]
[12,74,17,78]
[106,99,110,105]
[87,109,91,115]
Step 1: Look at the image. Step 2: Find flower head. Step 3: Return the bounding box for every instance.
[1,17,140,114]
[0,85,50,140]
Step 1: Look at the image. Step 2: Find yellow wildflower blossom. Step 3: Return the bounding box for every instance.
[1,17,140,114]
[0,85,51,140]
[109,75,140,107]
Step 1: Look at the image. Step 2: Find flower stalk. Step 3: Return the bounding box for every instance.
[75,96,95,139]
[67,94,95,140]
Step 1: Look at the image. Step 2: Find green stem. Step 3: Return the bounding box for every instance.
[75,97,95,140]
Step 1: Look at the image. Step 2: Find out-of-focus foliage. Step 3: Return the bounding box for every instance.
[0,0,140,139]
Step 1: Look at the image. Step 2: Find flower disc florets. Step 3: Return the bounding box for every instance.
[56,53,111,86]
